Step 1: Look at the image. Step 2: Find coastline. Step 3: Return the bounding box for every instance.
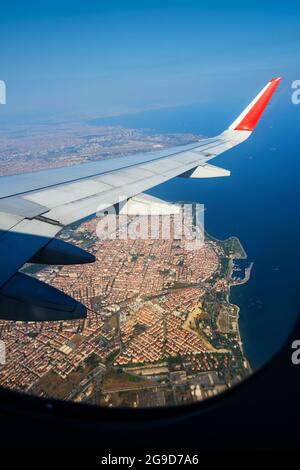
[228,256,253,373]
[227,284,252,373]
[206,231,252,373]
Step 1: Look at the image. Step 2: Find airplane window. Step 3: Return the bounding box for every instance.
[0,195,298,408]
[0,78,299,409]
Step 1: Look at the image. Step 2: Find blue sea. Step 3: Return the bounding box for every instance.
[92,86,300,370]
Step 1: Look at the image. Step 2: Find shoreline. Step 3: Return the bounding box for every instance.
[227,256,253,373]
[227,283,252,372]
[205,231,253,373]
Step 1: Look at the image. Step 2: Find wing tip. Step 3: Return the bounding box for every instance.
[229,76,282,132]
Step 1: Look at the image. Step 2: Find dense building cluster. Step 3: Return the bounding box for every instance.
[0,216,221,393]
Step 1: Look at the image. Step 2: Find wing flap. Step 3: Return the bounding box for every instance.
[0,212,24,233]
[180,164,231,178]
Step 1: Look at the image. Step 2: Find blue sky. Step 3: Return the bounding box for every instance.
[0,0,300,120]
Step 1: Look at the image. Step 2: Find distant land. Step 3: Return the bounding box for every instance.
[0,121,203,176]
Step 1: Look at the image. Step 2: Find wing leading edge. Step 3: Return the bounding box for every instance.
[0,77,282,321]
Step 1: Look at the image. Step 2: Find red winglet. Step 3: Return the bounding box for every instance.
[234,77,282,132]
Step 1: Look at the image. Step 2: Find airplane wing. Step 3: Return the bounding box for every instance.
[0,77,282,322]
